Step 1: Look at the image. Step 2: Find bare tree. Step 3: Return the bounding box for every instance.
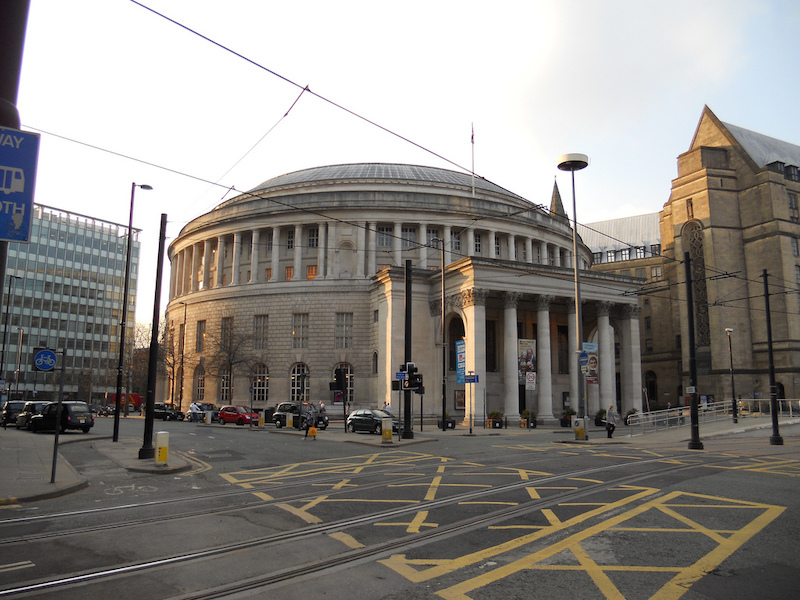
[203,315,255,404]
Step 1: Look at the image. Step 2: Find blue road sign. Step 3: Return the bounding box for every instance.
[396,372,407,380]
[579,351,589,366]
[0,126,40,242]
[464,374,479,383]
[34,349,57,372]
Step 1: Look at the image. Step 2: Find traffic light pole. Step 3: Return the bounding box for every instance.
[402,260,414,439]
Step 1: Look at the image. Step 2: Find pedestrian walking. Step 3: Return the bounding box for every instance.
[190,402,200,423]
[304,406,317,439]
[606,403,619,438]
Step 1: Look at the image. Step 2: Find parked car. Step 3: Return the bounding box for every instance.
[151,402,184,421]
[29,401,94,433]
[272,401,328,429]
[15,400,48,430]
[198,402,219,422]
[217,405,259,425]
[1,401,25,428]
[346,408,399,434]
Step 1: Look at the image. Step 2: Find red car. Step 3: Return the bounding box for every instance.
[217,405,259,426]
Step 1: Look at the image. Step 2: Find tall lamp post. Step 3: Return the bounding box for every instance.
[113,182,152,442]
[725,328,738,423]
[557,153,589,418]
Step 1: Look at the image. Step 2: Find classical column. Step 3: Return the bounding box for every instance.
[621,304,643,414]
[536,295,554,421]
[270,227,280,282]
[175,249,184,296]
[489,230,497,259]
[393,222,402,267]
[597,301,616,411]
[216,235,226,287]
[249,229,260,283]
[525,237,533,264]
[508,234,516,261]
[367,222,377,276]
[503,292,521,419]
[419,223,428,269]
[553,246,561,267]
[191,242,201,292]
[540,240,548,265]
[466,228,474,258]
[444,225,452,265]
[461,288,489,426]
[326,222,337,278]
[318,222,327,279]
[231,232,242,286]
[356,222,365,278]
[202,239,212,289]
[293,224,302,280]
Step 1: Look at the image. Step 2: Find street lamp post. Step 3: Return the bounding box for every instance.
[557,153,589,418]
[725,328,738,424]
[113,182,152,443]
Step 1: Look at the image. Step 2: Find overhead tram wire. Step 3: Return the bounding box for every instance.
[129,0,473,177]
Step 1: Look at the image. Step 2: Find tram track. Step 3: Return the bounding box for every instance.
[0,451,717,598]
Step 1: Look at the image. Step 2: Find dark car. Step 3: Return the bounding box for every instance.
[217,405,259,425]
[346,409,399,434]
[272,401,327,429]
[15,401,48,430]
[29,401,94,433]
[151,402,184,421]
[1,401,25,428]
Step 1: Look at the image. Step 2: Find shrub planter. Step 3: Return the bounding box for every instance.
[560,416,572,427]
[486,418,504,429]
[437,418,456,429]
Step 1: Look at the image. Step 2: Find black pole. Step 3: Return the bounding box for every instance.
[762,270,783,445]
[726,329,738,424]
[0,1,31,373]
[440,239,447,431]
[402,260,414,439]
[49,349,66,483]
[684,252,704,450]
[139,214,167,459]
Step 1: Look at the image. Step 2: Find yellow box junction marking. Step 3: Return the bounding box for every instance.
[383,489,784,600]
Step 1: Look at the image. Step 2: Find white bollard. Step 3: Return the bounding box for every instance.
[155,431,169,465]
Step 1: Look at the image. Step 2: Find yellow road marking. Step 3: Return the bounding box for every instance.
[329,531,365,549]
[375,510,438,533]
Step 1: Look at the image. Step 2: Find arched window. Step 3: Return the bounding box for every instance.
[194,365,205,402]
[253,364,268,403]
[290,363,309,402]
[372,352,378,375]
[335,363,354,405]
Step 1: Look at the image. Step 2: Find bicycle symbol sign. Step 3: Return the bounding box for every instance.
[34,349,57,371]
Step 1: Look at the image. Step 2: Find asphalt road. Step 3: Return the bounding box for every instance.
[1,417,798,600]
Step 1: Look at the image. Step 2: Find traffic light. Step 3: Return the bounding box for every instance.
[334,367,346,391]
[403,363,420,390]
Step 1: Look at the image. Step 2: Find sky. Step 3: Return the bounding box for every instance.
[14,0,800,323]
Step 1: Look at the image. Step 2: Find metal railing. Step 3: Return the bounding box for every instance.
[626,399,799,435]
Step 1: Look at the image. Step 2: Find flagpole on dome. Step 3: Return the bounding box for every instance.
[471,123,475,198]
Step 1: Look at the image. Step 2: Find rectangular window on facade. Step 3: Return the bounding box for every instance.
[792,237,800,257]
[451,233,461,252]
[285,266,293,280]
[426,228,440,245]
[474,233,482,254]
[308,227,319,248]
[221,317,233,349]
[593,252,602,263]
[645,338,653,352]
[373,309,379,322]
[635,267,647,278]
[650,244,661,256]
[292,313,309,349]
[266,268,272,281]
[307,265,317,279]
[606,250,616,263]
[651,265,663,279]
[796,265,800,309]
[253,314,268,350]
[644,316,652,331]
[267,231,273,252]
[335,312,353,349]
[196,320,206,352]
[635,246,646,259]
[789,193,800,223]
[287,229,295,250]
[495,237,501,257]
[220,368,231,403]
[619,269,631,277]
[377,226,392,247]
[620,248,630,261]
[401,227,417,248]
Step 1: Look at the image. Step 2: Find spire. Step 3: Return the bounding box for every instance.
[550,179,569,224]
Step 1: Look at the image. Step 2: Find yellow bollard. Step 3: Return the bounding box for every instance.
[155,431,169,465]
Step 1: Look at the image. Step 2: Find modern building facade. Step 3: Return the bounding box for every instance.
[167,163,644,423]
[585,106,800,407]
[2,204,140,403]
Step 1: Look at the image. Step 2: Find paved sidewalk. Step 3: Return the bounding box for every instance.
[1,416,795,504]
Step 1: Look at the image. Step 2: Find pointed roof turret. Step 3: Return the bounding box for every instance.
[550,179,569,224]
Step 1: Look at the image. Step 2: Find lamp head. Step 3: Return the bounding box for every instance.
[725,328,734,334]
[139,184,153,191]
[557,153,590,172]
